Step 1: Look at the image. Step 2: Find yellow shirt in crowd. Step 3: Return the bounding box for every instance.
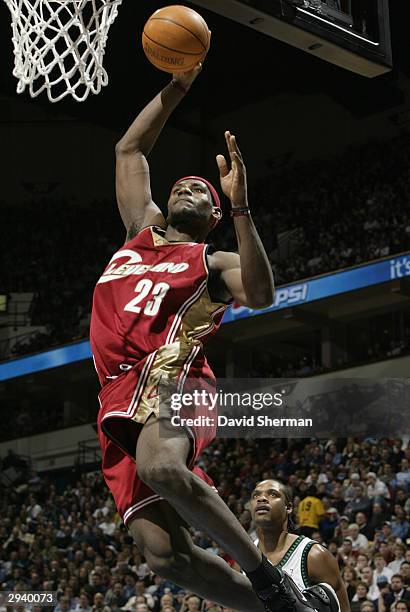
[297,496,325,529]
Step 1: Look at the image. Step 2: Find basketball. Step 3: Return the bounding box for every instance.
[142,5,210,73]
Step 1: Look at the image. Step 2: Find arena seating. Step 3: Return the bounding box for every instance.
[0,439,409,611]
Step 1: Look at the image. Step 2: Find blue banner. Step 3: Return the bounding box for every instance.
[223,252,410,323]
[1,253,409,381]
[0,340,92,382]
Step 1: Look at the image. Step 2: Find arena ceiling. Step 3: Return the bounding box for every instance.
[0,1,409,133]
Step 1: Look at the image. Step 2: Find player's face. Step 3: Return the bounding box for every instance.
[250,480,290,529]
[167,180,215,228]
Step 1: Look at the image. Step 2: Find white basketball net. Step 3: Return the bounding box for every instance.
[4,0,123,102]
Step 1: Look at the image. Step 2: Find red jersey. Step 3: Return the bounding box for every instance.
[90,226,227,388]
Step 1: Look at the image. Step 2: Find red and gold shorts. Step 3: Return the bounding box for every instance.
[97,343,217,525]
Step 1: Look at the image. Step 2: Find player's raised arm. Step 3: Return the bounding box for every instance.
[115,66,202,240]
[211,131,275,309]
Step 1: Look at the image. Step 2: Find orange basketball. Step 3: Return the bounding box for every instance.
[142,5,210,73]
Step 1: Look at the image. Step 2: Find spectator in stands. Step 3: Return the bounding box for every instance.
[98,511,116,538]
[92,593,110,612]
[393,602,410,612]
[380,463,396,490]
[356,512,375,541]
[159,593,175,610]
[392,507,410,541]
[123,593,153,610]
[351,582,372,612]
[373,553,394,584]
[27,495,43,520]
[389,545,408,574]
[334,515,350,542]
[339,537,357,567]
[345,484,372,520]
[379,521,394,544]
[74,593,92,612]
[84,572,106,601]
[181,595,201,611]
[104,582,128,610]
[344,475,362,502]
[379,574,410,609]
[369,502,388,532]
[360,603,375,612]
[395,460,410,490]
[400,561,410,588]
[366,473,390,502]
[320,507,339,541]
[296,485,325,536]
[360,567,379,601]
[122,574,136,600]
[348,523,369,551]
[55,596,72,612]
[342,566,358,602]
[356,554,371,574]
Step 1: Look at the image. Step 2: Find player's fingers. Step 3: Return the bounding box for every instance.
[216,154,229,177]
[233,152,245,172]
[230,134,243,161]
[225,131,237,162]
[225,130,233,151]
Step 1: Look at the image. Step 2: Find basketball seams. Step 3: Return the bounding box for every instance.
[142,31,204,57]
[195,17,211,51]
[146,17,208,51]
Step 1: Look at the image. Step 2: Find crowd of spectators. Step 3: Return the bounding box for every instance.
[248,314,410,380]
[1,436,409,611]
[2,133,410,358]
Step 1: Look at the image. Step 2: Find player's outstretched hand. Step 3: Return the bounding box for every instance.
[216,131,248,208]
[172,62,202,92]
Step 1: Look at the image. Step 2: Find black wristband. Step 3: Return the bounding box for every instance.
[170,79,188,95]
[230,207,250,218]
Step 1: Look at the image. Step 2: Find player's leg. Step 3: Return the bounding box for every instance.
[135,414,262,573]
[128,500,265,612]
[99,399,293,610]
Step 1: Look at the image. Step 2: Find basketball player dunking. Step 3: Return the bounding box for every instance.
[250,479,351,612]
[90,65,325,611]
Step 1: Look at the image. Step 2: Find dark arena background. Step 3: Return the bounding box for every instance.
[1,1,410,611]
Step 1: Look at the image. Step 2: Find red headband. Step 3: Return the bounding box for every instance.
[173,175,221,229]
[174,175,221,208]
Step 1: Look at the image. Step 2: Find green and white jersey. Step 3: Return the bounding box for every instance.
[254,535,317,592]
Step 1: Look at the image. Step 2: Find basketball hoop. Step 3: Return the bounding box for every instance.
[4,0,123,103]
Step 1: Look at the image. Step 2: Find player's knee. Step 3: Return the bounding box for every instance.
[139,461,190,494]
[145,550,192,582]
[130,524,193,581]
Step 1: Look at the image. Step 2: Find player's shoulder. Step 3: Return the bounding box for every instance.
[295,535,321,554]
[124,224,163,246]
[307,542,335,566]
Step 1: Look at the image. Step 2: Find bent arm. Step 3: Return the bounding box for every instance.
[231,213,274,308]
[115,70,200,238]
[308,545,351,612]
[211,219,274,309]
